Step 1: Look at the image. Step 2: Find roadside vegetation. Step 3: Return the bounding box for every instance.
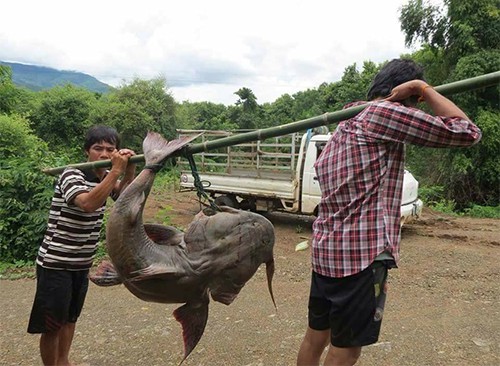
[1,0,498,275]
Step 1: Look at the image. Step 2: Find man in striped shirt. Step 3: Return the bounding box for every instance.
[27,125,137,366]
[297,59,482,366]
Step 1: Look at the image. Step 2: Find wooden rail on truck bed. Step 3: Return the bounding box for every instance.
[177,130,302,179]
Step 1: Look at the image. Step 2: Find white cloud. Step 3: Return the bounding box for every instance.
[0,0,430,105]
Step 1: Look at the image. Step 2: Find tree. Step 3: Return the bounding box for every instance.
[0,114,57,262]
[28,84,98,160]
[91,77,177,152]
[0,65,30,115]
[175,101,234,131]
[232,87,262,129]
[400,0,500,208]
[445,0,500,65]
[400,0,447,50]
[262,94,295,127]
[321,61,380,112]
[403,45,448,86]
[289,88,324,121]
[400,0,500,66]
[234,87,258,113]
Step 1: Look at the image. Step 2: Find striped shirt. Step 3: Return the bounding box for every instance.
[36,168,116,271]
[312,101,482,278]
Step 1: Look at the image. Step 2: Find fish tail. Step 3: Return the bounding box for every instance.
[266,258,277,310]
[143,132,201,169]
[173,299,209,363]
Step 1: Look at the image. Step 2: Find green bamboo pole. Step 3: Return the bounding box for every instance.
[43,70,500,175]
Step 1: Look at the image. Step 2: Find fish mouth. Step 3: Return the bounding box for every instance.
[210,291,237,305]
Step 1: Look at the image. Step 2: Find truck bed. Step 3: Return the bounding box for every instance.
[182,172,296,199]
[178,130,301,200]
[220,168,293,180]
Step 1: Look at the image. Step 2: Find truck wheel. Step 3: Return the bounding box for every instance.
[239,198,256,212]
[214,195,239,209]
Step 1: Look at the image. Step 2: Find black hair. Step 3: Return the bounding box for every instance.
[84,125,121,151]
[367,59,425,101]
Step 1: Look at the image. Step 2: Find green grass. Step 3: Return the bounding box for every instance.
[152,169,181,193]
[0,260,35,280]
[419,185,499,218]
[462,205,500,219]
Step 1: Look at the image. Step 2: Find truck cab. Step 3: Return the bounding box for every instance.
[299,133,423,222]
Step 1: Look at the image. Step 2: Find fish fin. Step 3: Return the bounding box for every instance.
[129,264,180,282]
[89,260,123,287]
[173,299,209,363]
[143,132,202,167]
[144,223,184,246]
[210,289,239,305]
[266,259,277,310]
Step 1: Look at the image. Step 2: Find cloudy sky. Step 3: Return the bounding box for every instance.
[0,0,440,105]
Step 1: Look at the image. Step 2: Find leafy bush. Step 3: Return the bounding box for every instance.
[418,185,446,205]
[0,115,58,263]
[419,184,456,215]
[462,205,500,219]
[0,260,35,280]
[152,168,182,193]
[94,204,112,262]
[430,200,457,216]
[28,84,97,155]
[419,184,499,218]
[155,206,174,226]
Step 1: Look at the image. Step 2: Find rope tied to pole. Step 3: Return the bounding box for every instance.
[185,154,220,212]
[144,163,164,173]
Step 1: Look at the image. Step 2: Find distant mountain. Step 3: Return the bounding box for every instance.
[1,61,112,93]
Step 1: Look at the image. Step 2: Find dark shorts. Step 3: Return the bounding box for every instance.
[308,262,389,347]
[27,265,89,334]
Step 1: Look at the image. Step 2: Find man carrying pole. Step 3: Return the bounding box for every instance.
[27,125,136,366]
[296,59,482,366]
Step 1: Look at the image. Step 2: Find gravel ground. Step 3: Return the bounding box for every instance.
[1,192,499,366]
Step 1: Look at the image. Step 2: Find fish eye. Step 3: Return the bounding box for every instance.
[202,208,217,216]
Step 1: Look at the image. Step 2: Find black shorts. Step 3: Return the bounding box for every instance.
[27,265,89,334]
[308,262,389,347]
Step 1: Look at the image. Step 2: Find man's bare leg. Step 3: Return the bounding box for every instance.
[57,322,76,366]
[323,345,361,366]
[40,330,60,366]
[297,327,330,366]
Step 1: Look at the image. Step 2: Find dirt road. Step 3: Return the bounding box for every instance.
[1,191,499,365]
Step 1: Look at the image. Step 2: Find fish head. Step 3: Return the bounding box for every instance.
[186,206,274,254]
[184,206,275,305]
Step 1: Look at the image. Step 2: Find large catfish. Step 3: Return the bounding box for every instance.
[90,132,276,362]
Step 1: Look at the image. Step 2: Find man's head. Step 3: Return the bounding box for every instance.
[367,59,425,102]
[84,125,121,152]
[84,125,121,162]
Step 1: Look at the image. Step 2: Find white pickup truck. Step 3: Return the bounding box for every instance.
[179,129,423,224]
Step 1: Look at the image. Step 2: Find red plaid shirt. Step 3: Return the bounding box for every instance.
[312,101,482,278]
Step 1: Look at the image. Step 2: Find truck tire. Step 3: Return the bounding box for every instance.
[239,198,256,212]
[214,195,239,209]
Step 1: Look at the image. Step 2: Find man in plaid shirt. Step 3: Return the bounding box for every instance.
[297,59,482,366]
